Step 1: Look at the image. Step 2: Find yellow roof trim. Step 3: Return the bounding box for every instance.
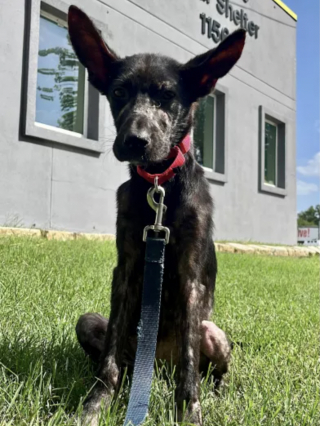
[272,0,298,21]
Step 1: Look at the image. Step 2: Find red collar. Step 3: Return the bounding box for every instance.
[136,134,191,185]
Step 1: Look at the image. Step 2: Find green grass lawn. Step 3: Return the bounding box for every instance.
[0,236,319,426]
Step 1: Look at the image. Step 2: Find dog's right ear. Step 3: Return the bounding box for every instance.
[181,29,246,100]
[68,5,118,93]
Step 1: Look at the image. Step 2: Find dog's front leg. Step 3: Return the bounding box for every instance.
[176,280,202,426]
[82,265,130,426]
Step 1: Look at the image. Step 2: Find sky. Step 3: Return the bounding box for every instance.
[284,0,320,212]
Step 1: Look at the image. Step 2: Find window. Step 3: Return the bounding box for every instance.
[193,88,227,183]
[259,106,286,196]
[24,0,105,153]
[36,10,85,133]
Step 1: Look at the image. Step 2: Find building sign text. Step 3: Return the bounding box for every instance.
[200,0,260,44]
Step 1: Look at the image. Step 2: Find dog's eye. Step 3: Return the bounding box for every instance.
[162,90,175,100]
[113,87,127,98]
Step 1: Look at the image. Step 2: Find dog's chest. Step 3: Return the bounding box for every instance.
[117,179,210,351]
[119,208,185,328]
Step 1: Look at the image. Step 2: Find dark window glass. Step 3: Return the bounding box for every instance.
[264,121,277,185]
[194,96,215,169]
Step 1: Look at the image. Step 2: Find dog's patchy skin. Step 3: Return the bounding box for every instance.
[68,6,245,425]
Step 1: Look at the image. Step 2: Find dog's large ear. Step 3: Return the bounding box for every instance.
[68,5,118,93]
[181,29,246,100]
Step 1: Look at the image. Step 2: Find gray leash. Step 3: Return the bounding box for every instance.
[123,178,170,426]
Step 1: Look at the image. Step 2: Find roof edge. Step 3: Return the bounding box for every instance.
[272,0,298,21]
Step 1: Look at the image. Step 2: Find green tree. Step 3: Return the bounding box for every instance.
[37,36,83,132]
[297,205,320,227]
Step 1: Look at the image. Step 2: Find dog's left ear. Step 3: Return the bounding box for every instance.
[68,5,119,93]
[181,29,246,100]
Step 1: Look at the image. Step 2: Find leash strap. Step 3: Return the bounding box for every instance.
[123,236,166,426]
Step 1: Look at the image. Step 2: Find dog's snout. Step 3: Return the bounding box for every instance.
[124,135,150,149]
[114,107,171,163]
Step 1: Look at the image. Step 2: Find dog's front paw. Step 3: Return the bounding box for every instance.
[81,408,100,426]
[178,400,202,426]
[81,387,112,426]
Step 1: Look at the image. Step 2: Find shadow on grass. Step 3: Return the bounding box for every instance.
[0,333,97,413]
[0,330,243,424]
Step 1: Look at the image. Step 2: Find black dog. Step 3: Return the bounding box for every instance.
[68,6,245,425]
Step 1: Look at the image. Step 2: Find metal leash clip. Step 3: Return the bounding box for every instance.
[143,177,170,244]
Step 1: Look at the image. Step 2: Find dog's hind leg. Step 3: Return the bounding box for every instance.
[76,313,109,363]
[199,320,232,387]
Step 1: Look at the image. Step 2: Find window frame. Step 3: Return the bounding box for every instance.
[194,83,228,184]
[259,106,287,196]
[23,0,106,153]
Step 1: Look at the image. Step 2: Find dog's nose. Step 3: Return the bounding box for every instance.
[124,135,149,150]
